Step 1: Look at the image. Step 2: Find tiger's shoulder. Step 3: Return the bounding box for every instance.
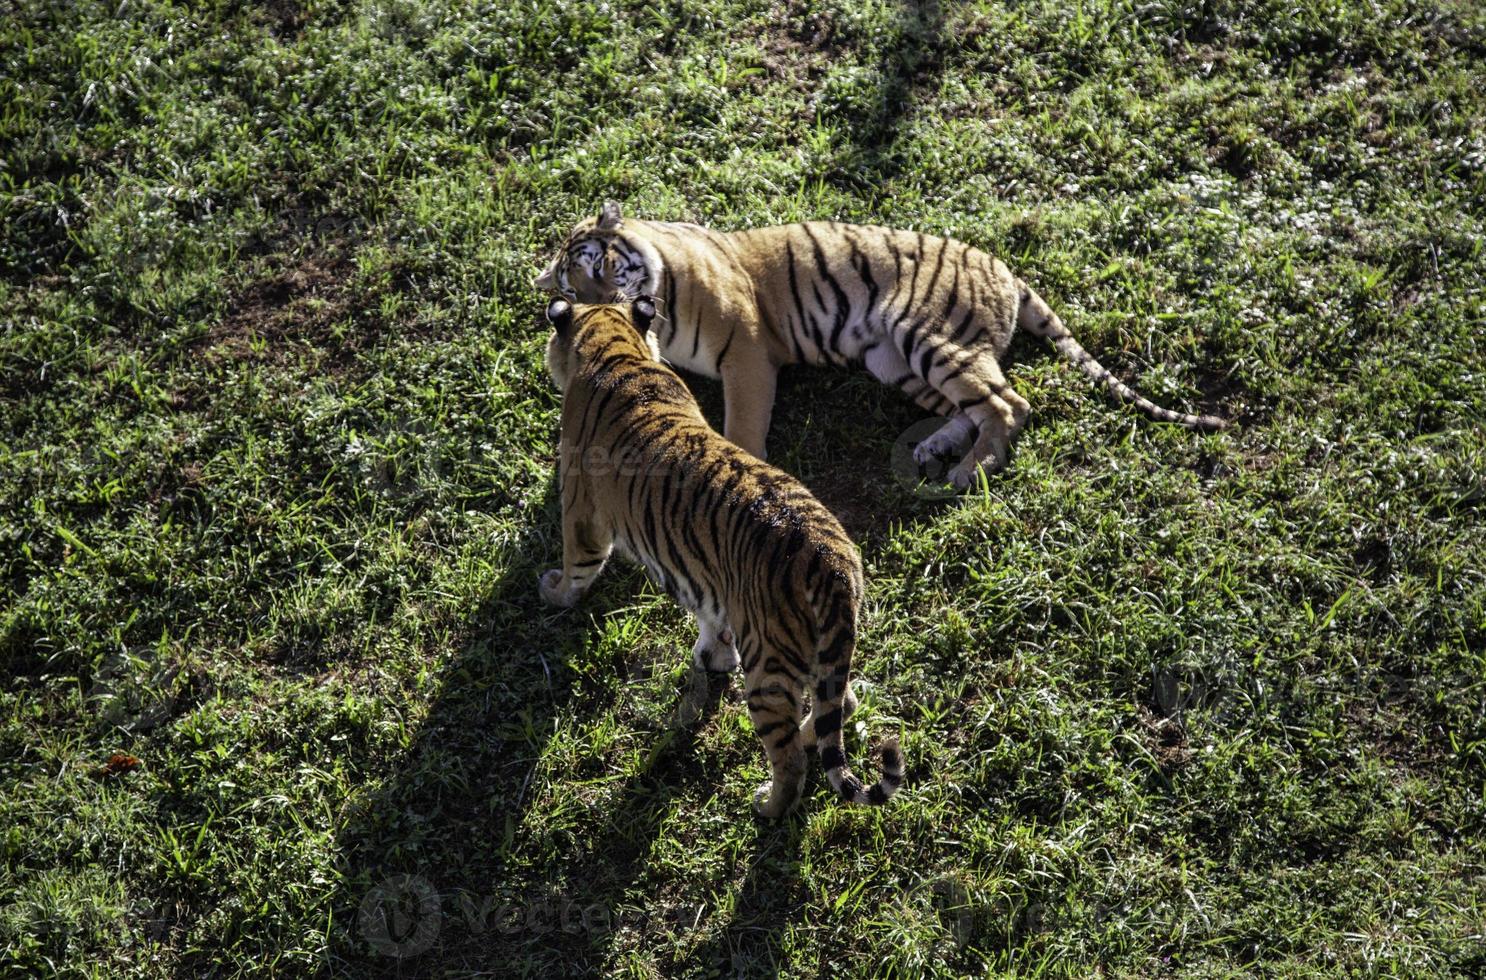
[546,297,856,563]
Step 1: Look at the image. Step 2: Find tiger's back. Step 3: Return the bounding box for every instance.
[738,222,1019,368]
[540,297,904,817]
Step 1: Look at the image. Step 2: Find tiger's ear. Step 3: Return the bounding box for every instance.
[632,295,656,332]
[598,200,623,230]
[547,298,574,337]
[534,259,558,292]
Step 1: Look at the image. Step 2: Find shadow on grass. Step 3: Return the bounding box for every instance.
[833,0,950,195]
[320,472,811,976]
[324,474,600,975]
[325,573,809,976]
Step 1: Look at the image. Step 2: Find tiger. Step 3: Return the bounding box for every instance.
[535,202,1227,490]
[538,294,904,818]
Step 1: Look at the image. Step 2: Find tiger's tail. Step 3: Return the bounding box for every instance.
[1016,279,1228,431]
[813,616,904,807]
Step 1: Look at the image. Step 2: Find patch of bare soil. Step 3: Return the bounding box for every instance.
[256,0,309,39]
[804,453,929,544]
[1137,704,1194,773]
[750,1,846,95]
[1188,360,1262,428]
[201,252,359,370]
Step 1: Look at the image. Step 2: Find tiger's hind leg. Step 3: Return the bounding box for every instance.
[864,343,976,465]
[946,351,1031,490]
[746,669,808,819]
[904,336,1031,489]
[800,679,858,750]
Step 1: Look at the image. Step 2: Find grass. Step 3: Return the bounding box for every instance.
[2,0,1485,975]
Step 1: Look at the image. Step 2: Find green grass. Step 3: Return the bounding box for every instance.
[3,0,1485,975]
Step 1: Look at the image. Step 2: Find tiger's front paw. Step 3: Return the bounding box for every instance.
[752,781,785,820]
[538,568,580,607]
[692,626,739,673]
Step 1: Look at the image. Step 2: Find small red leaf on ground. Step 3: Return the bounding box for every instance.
[92,753,142,779]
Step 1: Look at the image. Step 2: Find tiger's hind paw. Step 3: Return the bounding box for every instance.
[913,430,966,467]
[948,459,1001,492]
[538,568,581,607]
[913,415,976,467]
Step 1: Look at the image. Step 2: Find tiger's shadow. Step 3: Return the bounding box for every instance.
[327,485,814,976]
[331,355,971,975]
[327,475,707,976]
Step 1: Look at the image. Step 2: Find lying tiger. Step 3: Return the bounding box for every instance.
[540,295,904,818]
[536,203,1226,489]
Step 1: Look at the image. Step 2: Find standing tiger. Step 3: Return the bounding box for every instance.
[535,202,1227,489]
[539,295,904,818]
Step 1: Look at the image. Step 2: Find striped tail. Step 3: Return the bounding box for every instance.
[1016,279,1228,431]
[813,622,904,807]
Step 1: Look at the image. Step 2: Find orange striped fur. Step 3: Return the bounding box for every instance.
[540,297,904,818]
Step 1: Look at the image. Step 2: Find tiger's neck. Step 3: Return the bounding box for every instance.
[632,221,786,373]
[573,323,654,377]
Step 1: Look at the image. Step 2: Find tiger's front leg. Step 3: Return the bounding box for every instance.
[538,477,614,607]
[720,353,779,460]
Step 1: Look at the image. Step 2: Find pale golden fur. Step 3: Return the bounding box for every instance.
[537,203,1226,488]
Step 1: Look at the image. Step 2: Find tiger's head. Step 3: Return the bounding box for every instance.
[544,295,661,392]
[534,201,661,305]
